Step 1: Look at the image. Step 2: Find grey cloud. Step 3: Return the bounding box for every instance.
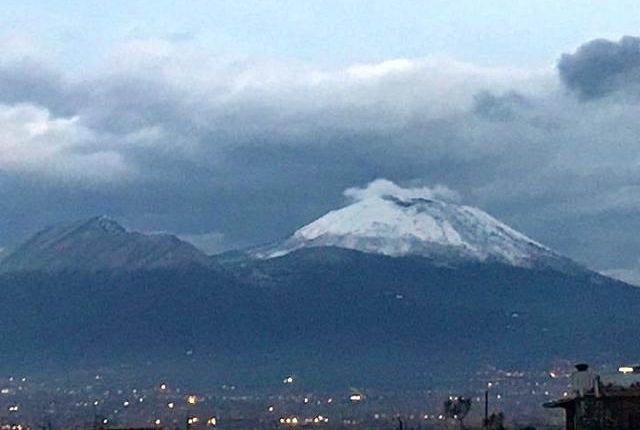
[0,52,76,116]
[558,36,640,100]
[472,91,531,121]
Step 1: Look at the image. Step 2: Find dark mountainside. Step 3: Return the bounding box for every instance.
[0,214,638,389]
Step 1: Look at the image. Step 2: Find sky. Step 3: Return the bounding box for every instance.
[2,1,640,283]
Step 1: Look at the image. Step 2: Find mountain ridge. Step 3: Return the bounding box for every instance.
[0,215,212,272]
[0,190,590,276]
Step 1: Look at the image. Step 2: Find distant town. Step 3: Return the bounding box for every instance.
[1,360,633,430]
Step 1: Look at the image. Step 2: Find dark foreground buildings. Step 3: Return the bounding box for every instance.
[545,364,640,430]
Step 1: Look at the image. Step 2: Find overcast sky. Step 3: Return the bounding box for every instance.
[2,1,640,284]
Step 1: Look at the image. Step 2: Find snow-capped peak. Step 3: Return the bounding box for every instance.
[253,180,564,269]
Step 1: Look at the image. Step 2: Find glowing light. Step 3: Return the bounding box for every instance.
[160,383,167,390]
[280,416,299,426]
[154,419,161,426]
[268,406,274,412]
[349,393,363,402]
[187,395,198,405]
[619,366,634,374]
[549,371,557,378]
[123,401,130,407]
[207,417,217,426]
[8,405,19,412]
[283,376,294,384]
[310,415,328,424]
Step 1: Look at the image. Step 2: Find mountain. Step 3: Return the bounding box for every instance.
[0,216,211,272]
[0,246,636,389]
[0,204,639,391]
[251,193,578,272]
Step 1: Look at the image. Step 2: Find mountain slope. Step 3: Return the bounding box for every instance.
[0,216,211,272]
[0,247,637,389]
[252,193,576,271]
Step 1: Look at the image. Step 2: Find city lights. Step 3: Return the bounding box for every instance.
[349,393,363,402]
[312,415,328,424]
[0,363,610,428]
[279,416,299,426]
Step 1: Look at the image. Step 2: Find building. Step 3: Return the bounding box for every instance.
[544,364,640,430]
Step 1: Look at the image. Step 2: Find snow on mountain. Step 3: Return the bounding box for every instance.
[0,216,211,272]
[253,180,571,269]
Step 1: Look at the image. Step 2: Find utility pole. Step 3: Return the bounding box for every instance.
[483,389,489,429]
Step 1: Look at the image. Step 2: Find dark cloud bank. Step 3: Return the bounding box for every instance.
[558,36,640,100]
[2,36,640,283]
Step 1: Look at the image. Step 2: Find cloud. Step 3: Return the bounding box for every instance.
[0,36,75,115]
[344,179,460,203]
[0,38,551,183]
[472,91,531,121]
[558,36,640,100]
[0,103,129,183]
